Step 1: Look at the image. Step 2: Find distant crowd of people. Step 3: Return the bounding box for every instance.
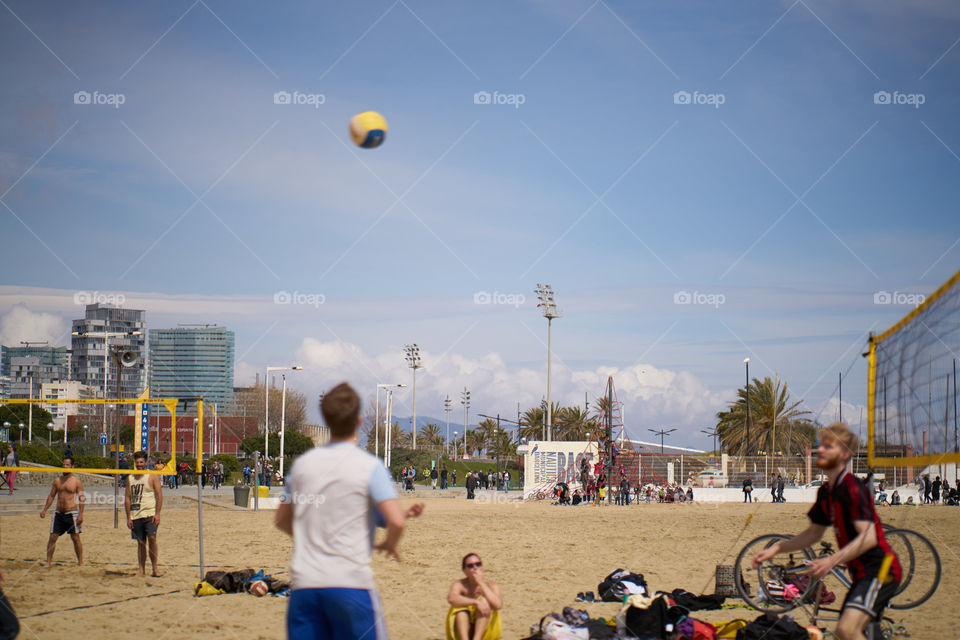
[553,479,694,505]
[395,466,515,497]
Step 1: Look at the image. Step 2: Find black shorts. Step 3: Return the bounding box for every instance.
[51,510,80,536]
[842,574,900,619]
[130,516,158,541]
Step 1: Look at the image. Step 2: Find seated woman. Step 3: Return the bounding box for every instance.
[890,490,901,505]
[446,553,503,640]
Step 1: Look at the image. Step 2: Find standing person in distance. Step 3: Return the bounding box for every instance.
[4,445,18,494]
[125,451,163,577]
[275,382,423,639]
[752,423,900,640]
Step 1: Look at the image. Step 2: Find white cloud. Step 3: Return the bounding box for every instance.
[0,303,69,346]
[293,337,730,447]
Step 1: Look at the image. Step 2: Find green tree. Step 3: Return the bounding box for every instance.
[465,429,485,457]
[240,430,314,457]
[716,375,816,456]
[0,403,55,441]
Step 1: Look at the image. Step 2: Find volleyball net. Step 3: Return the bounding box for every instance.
[0,397,209,475]
[868,268,960,467]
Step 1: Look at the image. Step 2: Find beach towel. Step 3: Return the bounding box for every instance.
[446,605,502,640]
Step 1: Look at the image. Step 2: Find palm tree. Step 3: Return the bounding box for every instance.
[418,423,444,449]
[390,421,412,449]
[716,376,816,456]
[476,418,499,453]
[520,407,543,442]
[555,406,595,440]
[465,429,486,457]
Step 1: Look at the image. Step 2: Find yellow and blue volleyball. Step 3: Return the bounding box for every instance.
[349,111,388,148]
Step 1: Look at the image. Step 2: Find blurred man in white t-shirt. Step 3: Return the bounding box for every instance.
[275,382,423,639]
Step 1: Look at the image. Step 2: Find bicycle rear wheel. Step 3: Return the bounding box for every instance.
[734,534,814,613]
[884,527,941,609]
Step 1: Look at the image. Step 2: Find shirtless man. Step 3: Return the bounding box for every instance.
[447,553,503,640]
[125,451,163,577]
[39,456,84,565]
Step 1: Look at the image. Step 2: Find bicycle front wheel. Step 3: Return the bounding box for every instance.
[884,527,941,609]
[734,534,814,613]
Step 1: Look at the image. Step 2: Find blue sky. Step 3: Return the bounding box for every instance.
[2,0,959,447]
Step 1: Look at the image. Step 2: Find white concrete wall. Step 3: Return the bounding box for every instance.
[690,487,820,503]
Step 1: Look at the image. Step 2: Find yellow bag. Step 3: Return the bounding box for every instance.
[194,581,225,597]
[713,619,749,638]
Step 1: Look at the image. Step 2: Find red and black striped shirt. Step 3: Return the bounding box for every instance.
[807,469,901,583]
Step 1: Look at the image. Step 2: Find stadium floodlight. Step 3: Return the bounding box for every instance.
[444,395,453,455]
[403,344,423,449]
[535,284,561,441]
[461,388,471,454]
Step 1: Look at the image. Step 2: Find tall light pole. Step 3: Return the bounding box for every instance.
[384,386,400,469]
[648,427,677,455]
[444,395,452,456]
[264,365,301,467]
[403,344,422,449]
[376,383,406,459]
[744,358,751,457]
[460,387,470,454]
[535,284,561,441]
[278,367,304,479]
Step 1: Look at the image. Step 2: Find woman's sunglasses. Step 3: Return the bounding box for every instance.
[465,561,482,569]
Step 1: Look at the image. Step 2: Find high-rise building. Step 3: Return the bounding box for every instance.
[41,380,99,431]
[7,355,71,399]
[71,304,147,412]
[1,345,71,378]
[149,326,235,415]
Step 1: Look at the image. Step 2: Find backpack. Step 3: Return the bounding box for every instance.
[735,613,809,640]
[617,594,669,639]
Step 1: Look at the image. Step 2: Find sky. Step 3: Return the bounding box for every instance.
[2,0,959,448]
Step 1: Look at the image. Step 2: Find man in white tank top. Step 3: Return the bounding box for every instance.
[125,451,163,577]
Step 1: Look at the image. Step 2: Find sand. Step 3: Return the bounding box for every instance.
[2,495,956,639]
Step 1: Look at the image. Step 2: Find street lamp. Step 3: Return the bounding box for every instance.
[47,422,54,447]
[279,367,305,479]
[701,428,720,457]
[453,431,459,457]
[535,284,561,441]
[744,358,751,457]
[375,383,406,459]
[460,387,471,454]
[403,344,423,449]
[648,428,677,455]
[264,365,302,467]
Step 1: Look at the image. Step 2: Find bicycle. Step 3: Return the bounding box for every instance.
[733,526,940,630]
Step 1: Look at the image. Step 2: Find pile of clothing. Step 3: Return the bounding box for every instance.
[522,607,616,640]
[193,568,290,597]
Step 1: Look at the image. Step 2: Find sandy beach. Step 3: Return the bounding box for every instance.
[3,493,956,639]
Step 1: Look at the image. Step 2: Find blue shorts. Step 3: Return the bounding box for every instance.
[287,588,388,640]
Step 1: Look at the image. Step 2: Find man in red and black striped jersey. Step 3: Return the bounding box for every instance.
[753,423,901,640]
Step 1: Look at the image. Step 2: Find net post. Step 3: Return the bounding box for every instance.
[197,401,205,581]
